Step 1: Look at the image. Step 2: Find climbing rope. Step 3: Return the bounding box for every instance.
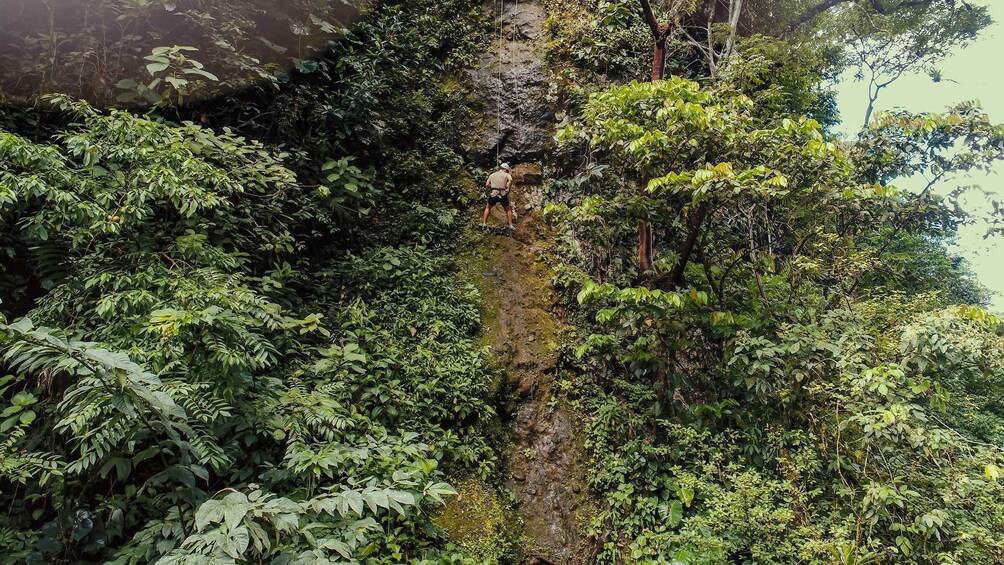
[513,0,523,162]
[495,0,522,167]
[496,0,504,165]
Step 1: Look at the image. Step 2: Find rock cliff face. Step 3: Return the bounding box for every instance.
[474,202,594,565]
[468,2,595,563]
[466,0,553,166]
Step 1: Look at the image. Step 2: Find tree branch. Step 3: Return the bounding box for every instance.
[785,0,853,33]
[671,204,708,286]
[788,0,963,34]
[639,0,663,39]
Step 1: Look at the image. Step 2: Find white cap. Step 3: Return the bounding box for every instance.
[500,163,511,170]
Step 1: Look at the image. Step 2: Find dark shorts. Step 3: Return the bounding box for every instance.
[487,193,510,208]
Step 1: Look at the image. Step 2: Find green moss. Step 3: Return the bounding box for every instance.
[455,224,505,376]
[433,479,521,563]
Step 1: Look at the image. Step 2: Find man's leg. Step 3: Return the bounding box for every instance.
[505,206,514,230]
[482,203,491,226]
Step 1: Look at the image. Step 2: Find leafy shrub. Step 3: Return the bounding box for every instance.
[0,25,503,562]
[549,74,1004,563]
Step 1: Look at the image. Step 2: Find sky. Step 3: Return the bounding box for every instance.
[830,0,1004,309]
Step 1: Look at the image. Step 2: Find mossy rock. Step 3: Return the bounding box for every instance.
[433,479,521,563]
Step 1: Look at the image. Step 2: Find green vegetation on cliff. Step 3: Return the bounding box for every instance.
[2,0,1004,563]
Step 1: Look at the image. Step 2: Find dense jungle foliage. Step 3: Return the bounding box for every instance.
[544,0,1004,563]
[0,0,505,563]
[2,0,1004,563]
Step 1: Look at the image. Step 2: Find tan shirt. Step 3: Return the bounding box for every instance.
[487,170,513,193]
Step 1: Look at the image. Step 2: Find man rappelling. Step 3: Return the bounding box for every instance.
[482,163,515,232]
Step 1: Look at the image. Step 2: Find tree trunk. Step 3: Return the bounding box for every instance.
[638,34,667,273]
[863,81,882,128]
[639,220,653,271]
[671,205,708,286]
[651,36,667,82]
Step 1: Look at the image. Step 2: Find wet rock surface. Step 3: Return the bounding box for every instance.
[466,0,553,166]
[475,192,592,564]
[467,2,594,562]
[510,395,592,563]
[511,162,543,186]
